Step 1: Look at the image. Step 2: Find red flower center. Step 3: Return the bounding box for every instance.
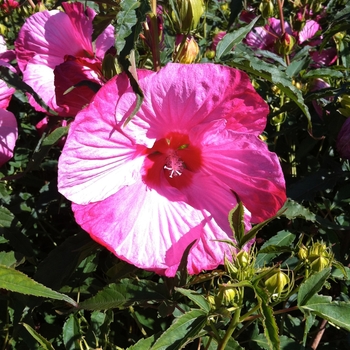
[143,132,202,189]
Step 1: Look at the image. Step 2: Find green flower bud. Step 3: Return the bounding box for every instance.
[259,0,274,18]
[298,244,308,260]
[236,251,249,268]
[275,33,296,56]
[338,95,350,117]
[310,256,330,272]
[264,270,290,298]
[173,35,199,63]
[172,0,204,33]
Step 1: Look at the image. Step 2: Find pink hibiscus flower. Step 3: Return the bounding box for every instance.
[0,109,17,167]
[58,63,286,276]
[15,2,115,117]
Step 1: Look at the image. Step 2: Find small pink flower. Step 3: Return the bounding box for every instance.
[337,118,350,160]
[0,109,17,167]
[58,63,286,276]
[15,2,115,117]
[0,0,19,14]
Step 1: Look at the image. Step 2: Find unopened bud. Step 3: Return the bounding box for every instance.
[310,256,330,272]
[236,251,249,268]
[259,0,274,18]
[276,32,296,56]
[298,245,308,260]
[264,270,290,298]
[173,35,199,63]
[338,95,350,117]
[172,0,204,33]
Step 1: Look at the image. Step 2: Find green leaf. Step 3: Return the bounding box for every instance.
[0,251,19,267]
[298,268,331,306]
[0,265,77,306]
[22,323,55,350]
[128,334,158,349]
[29,126,69,171]
[303,68,344,79]
[280,198,316,221]
[228,202,245,247]
[150,309,207,350]
[229,47,312,129]
[115,0,140,54]
[255,230,295,267]
[175,287,211,313]
[0,205,17,228]
[216,17,259,60]
[78,279,167,310]
[302,313,316,347]
[63,314,81,350]
[255,286,280,350]
[301,295,350,332]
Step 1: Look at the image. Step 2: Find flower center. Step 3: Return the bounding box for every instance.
[164,150,185,178]
[142,132,202,189]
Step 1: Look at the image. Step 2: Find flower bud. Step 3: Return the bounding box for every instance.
[172,0,204,33]
[338,95,350,117]
[275,32,296,56]
[173,35,199,63]
[298,244,308,260]
[236,251,249,268]
[264,270,290,298]
[259,0,274,19]
[310,256,330,273]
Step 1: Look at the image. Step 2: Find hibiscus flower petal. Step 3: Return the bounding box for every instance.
[0,109,17,166]
[117,63,267,142]
[72,180,214,275]
[193,122,286,222]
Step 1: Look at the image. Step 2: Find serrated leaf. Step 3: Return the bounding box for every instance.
[303,68,343,79]
[255,286,280,350]
[0,265,77,306]
[78,279,166,310]
[151,309,207,350]
[0,205,16,228]
[229,48,312,128]
[255,230,295,268]
[175,287,211,313]
[22,323,55,350]
[303,313,315,347]
[63,314,81,350]
[128,334,158,349]
[298,268,331,306]
[115,0,140,54]
[301,294,350,332]
[228,202,245,247]
[280,198,316,221]
[216,17,259,59]
[0,251,17,267]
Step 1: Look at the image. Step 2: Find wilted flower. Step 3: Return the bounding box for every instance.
[15,2,115,117]
[58,63,286,276]
[337,118,350,160]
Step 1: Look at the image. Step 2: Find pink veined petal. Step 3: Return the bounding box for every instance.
[61,2,95,56]
[310,47,337,67]
[71,180,214,276]
[23,58,70,115]
[15,7,93,72]
[0,60,16,109]
[95,24,115,59]
[298,20,321,45]
[0,109,17,166]
[116,63,267,145]
[58,72,151,204]
[191,122,286,222]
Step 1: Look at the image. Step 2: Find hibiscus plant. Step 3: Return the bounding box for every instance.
[0,0,350,349]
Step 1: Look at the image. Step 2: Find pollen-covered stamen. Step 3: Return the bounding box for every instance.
[164,151,185,178]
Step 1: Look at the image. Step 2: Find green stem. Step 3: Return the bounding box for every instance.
[217,307,241,350]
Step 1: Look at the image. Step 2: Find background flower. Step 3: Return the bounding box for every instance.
[58,63,286,276]
[15,2,115,117]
